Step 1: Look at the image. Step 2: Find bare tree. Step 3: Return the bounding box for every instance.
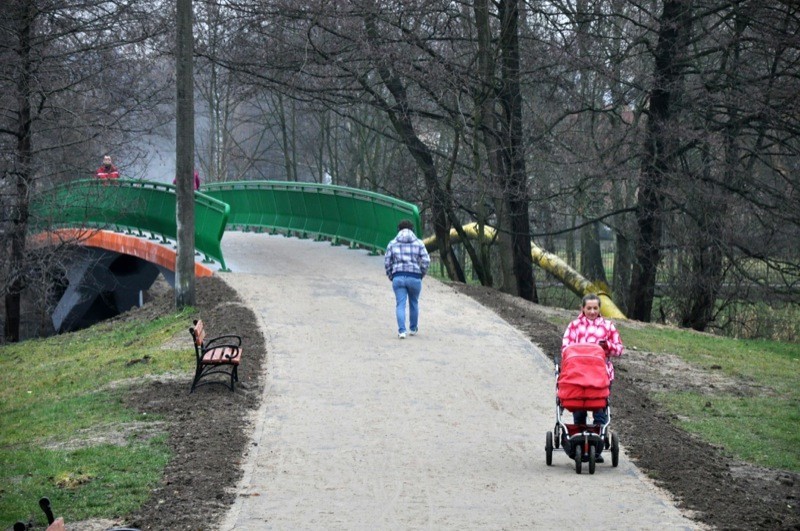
[173,0,799,334]
[1,0,169,341]
[175,0,196,308]
[668,1,800,330]
[628,0,693,321]
[473,0,536,300]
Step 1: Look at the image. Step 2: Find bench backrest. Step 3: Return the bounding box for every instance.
[190,319,206,347]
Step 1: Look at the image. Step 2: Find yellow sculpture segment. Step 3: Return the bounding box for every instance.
[423,223,626,320]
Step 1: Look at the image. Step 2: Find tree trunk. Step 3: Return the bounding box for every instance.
[628,0,691,321]
[474,0,514,293]
[580,221,608,288]
[681,241,723,330]
[4,1,35,343]
[473,0,536,301]
[208,44,220,182]
[385,107,463,283]
[499,0,535,302]
[680,8,752,332]
[277,93,295,181]
[175,0,196,309]
[444,132,487,284]
[566,215,577,268]
[612,231,633,314]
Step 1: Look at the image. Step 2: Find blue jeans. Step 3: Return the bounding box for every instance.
[573,409,607,426]
[392,275,422,334]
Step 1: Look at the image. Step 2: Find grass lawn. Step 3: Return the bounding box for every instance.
[622,327,800,471]
[0,311,194,528]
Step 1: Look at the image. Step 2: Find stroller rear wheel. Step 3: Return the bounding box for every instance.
[611,432,620,467]
[545,432,553,466]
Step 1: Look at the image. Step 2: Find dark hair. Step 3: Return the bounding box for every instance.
[397,219,414,231]
[581,293,601,307]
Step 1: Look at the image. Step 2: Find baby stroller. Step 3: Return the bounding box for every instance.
[545,344,620,474]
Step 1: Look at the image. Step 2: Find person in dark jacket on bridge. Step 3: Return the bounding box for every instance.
[384,220,431,339]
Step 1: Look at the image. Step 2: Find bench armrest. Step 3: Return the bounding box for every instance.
[224,347,241,361]
[205,334,242,348]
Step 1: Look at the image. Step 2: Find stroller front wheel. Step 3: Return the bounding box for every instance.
[611,432,620,467]
[574,447,583,474]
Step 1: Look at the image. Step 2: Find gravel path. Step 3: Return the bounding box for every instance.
[216,232,699,530]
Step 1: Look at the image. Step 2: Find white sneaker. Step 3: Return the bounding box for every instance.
[409,329,418,336]
[398,332,406,339]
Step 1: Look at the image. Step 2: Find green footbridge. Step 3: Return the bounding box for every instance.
[32,179,421,272]
[30,179,420,333]
[31,179,624,329]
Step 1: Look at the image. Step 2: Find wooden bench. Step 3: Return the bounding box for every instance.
[189,319,242,392]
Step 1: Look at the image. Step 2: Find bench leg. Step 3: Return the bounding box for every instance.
[190,363,238,393]
[229,365,238,391]
[190,364,204,393]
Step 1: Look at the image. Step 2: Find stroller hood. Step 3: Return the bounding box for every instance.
[558,344,610,409]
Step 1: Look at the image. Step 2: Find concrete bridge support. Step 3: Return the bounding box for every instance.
[52,247,164,333]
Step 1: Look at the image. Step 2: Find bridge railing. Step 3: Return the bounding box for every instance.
[202,181,420,251]
[30,179,230,270]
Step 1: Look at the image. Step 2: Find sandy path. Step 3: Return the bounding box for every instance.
[217,232,699,530]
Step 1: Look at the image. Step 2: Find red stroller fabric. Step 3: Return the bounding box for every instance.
[557,344,610,410]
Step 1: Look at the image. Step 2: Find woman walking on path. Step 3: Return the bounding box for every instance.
[384,220,430,339]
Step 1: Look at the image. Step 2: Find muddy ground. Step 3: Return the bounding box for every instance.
[107,277,798,530]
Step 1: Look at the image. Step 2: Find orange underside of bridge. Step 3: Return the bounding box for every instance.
[33,228,214,277]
